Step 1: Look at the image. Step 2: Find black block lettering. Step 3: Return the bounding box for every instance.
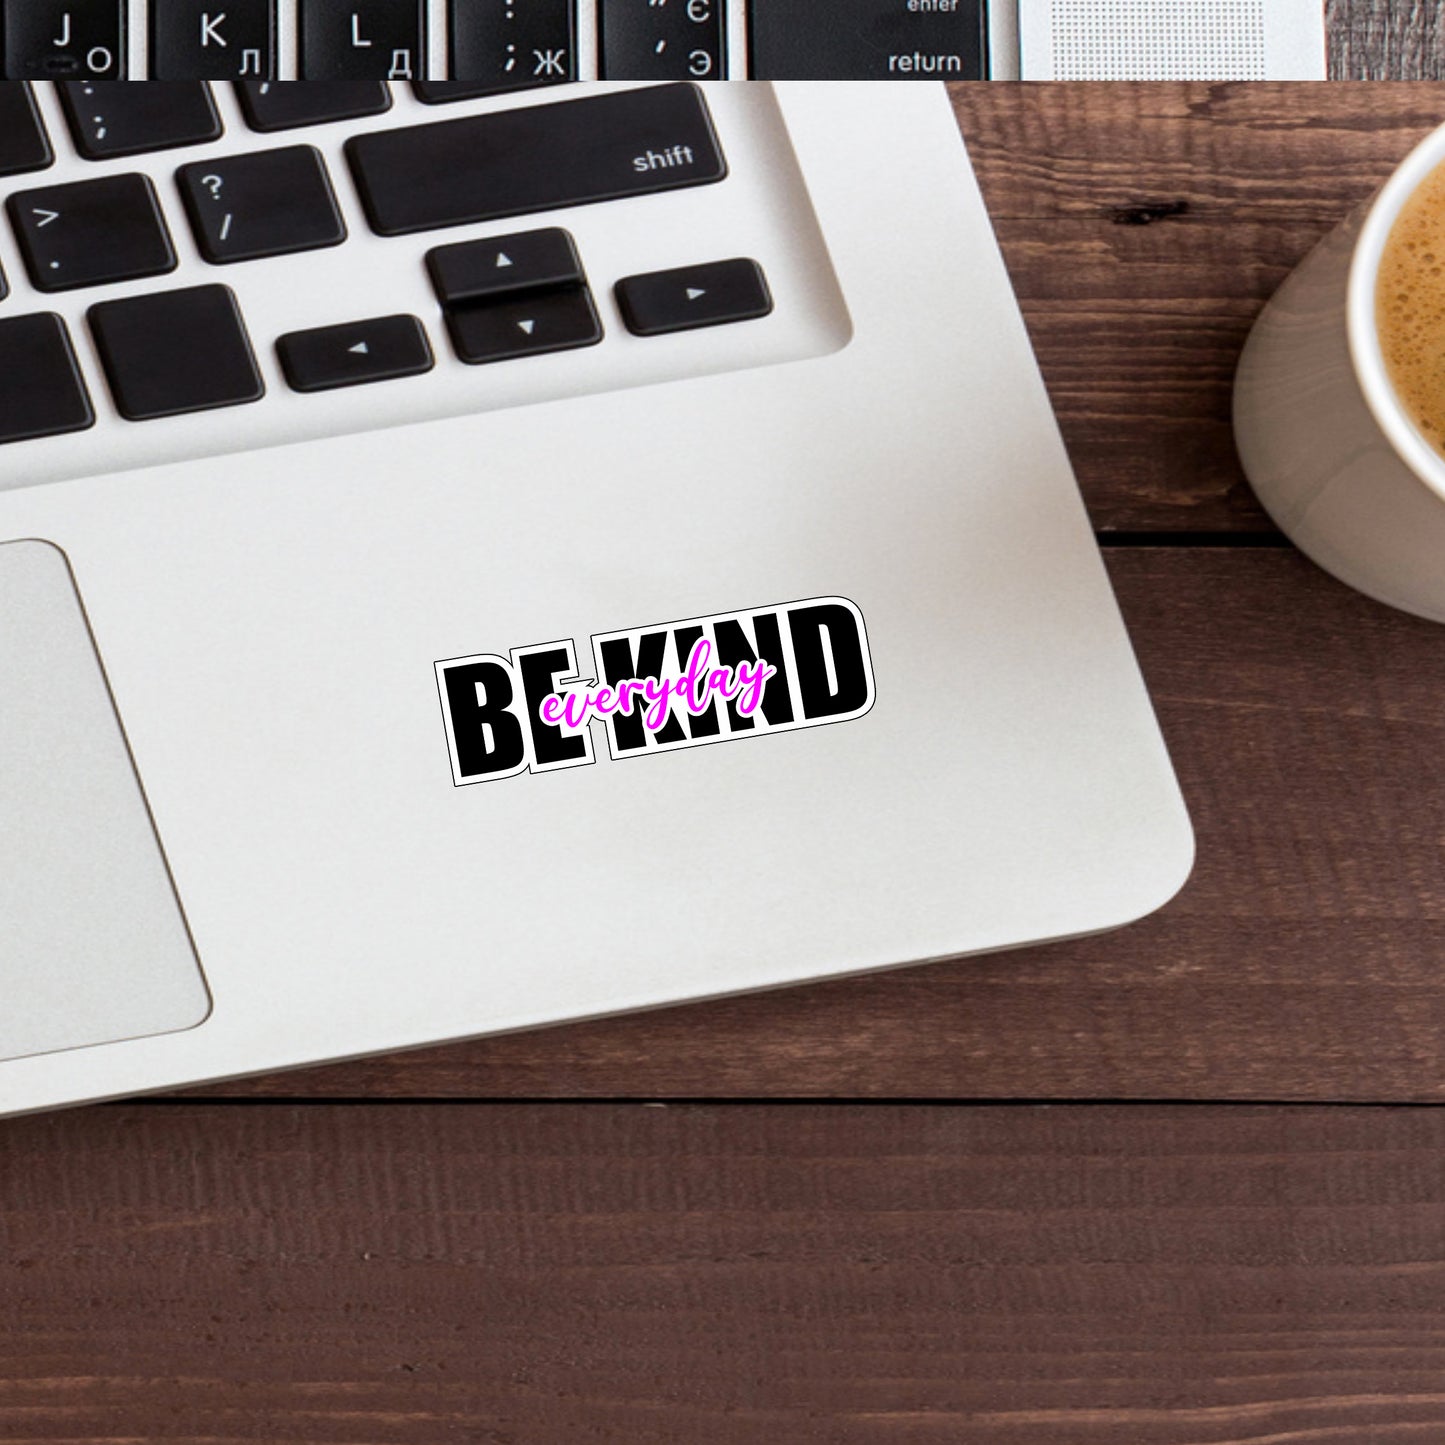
[443,658,527,779]
[599,631,687,751]
[672,625,721,739]
[516,645,590,768]
[788,603,871,720]
[713,613,794,730]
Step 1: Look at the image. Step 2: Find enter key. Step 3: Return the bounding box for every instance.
[748,0,987,78]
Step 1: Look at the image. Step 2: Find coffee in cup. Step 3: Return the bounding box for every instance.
[1235,120,1445,623]
[1376,159,1445,459]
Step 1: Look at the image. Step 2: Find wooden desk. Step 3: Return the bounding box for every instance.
[190,83,1445,1107]
[1332,0,1445,77]
[4,78,1445,1445]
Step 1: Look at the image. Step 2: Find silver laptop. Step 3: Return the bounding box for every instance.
[0,0,1326,82]
[0,79,1192,1116]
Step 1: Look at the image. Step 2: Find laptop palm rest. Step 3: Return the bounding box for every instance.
[0,540,209,1066]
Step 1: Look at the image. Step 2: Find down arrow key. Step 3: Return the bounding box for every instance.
[445,288,603,366]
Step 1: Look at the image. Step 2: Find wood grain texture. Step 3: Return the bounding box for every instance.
[190,549,1445,1102]
[951,83,1445,533]
[1332,0,1445,79]
[2,1103,1443,1444]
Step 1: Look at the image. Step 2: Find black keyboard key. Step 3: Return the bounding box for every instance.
[152,0,277,80]
[410,81,499,102]
[59,82,222,159]
[178,145,346,264]
[3,0,126,79]
[0,85,54,177]
[427,228,583,307]
[8,175,176,293]
[0,314,93,445]
[447,0,575,92]
[748,0,987,78]
[300,0,426,80]
[89,285,263,421]
[446,287,602,365]
[235,80,392,131]
[277,314,433,392]
[347,82,725,237]
[599,0,725,79]
[616,258,772,335]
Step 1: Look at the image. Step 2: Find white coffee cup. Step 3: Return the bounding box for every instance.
[1235,119,1445,623]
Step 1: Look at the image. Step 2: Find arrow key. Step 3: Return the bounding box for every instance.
[427,228,584,308]
[7,174,176,293]
[446,287,602,366]
[277,314,434,392]
[617,258,772,337]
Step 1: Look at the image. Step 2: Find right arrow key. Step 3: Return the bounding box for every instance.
[615,259,774,338]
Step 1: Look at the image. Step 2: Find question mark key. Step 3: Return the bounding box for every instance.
[177,146,347,265]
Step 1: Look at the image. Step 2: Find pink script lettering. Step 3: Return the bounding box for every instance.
[539,638,777,734]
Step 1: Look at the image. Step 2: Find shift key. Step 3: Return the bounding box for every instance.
[345,83,726,237]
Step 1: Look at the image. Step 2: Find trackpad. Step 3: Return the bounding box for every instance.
[0,541,209,1064]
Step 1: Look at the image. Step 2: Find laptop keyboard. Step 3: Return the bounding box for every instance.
[0,79,850,490]
[0,1,992,82]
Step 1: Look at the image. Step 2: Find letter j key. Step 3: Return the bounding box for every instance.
[2,0,126,79]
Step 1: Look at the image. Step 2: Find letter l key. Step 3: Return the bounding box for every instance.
[299,0,427,79]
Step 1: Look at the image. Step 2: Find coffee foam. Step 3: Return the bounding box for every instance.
[1377,160,1445,453]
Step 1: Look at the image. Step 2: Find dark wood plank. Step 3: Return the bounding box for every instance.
[950,82,1444,532]
[3,1103,1444,1444]
[191,549,1445,1102]
[1332,0,1445,78]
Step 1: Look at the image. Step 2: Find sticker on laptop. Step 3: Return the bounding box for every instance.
[435,596,875,786]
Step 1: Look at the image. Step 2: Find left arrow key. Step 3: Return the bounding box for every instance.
[7,175,177,293]
[277,315,435,393]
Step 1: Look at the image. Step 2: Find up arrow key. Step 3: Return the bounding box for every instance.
[426,229,585,308]
[348,341,369,355]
